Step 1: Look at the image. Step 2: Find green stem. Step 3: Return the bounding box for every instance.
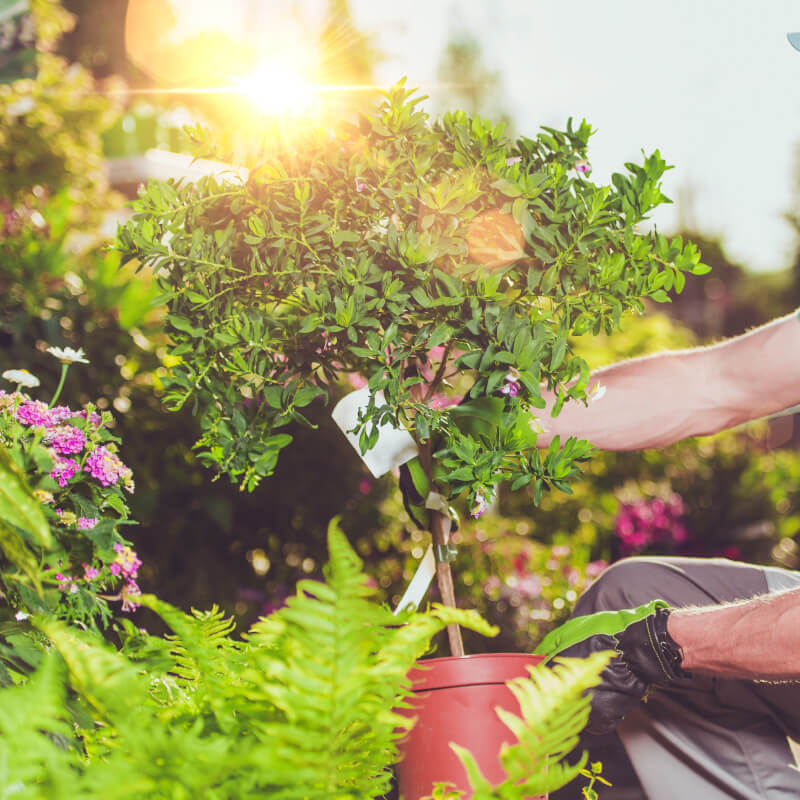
[49,364,69,407]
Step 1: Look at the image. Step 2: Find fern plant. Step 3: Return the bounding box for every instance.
[0,522,608,799]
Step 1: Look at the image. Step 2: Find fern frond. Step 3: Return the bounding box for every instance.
[237,520,499,800]
[0,651,83,796]
[449,651,612,799]
[136,596,245,730]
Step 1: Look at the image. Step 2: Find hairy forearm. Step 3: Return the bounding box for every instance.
[667,587,800,679]
[537,311,800,451]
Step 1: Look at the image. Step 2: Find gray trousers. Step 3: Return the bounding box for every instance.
[557,557,800,800]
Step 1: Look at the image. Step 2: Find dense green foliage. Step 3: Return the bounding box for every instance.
[0,522,607,799]
[116,83,708,511]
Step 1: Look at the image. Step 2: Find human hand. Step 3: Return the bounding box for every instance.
[536,602,690,734]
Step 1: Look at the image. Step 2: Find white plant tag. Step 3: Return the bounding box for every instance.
[331,387,418,478]
[393,545,436,615]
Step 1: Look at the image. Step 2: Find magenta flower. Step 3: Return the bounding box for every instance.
[79,408,102,429]
[76,517,98,530]
[112,543,142,579]
[84,446,131,488]
[16,400,53,427]
[614,494,690,555]
[121,579,142,612]
[45,425,86,455]
[82,563,99,581]
[49,406,74,424]
[354,178,367,193]
[574,159,592,175]
[50,456,79,488]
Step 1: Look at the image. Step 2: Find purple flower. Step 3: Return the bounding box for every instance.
[84,446,131,488]
[121,579,142,612]
[499,368,521,397]
[82,563,99,581]
[49,406,75,424]
[354,178,367,193]
[471,491,488,519]
[45,425,86,455]
[112,543,142,579]
[16,400,53,427]
[574,159,592,175]
[50,457,79,488]
[79,409,102,429]
[77,517,98,530]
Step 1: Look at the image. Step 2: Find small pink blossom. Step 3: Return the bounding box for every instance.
[45,424,86,455]
[121,579,142,612]
[82,563,99,581]
[358,478,372,495]
[84,446,132,488]
[499,368,521,398]
[112,543,142,579]
[471,491,488,519]
[16,400,52,427]
[50,456,79,487]
[354,178,367,193]
[77,517,98,530]
[574,159,592,175]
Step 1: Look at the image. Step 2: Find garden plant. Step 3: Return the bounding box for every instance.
[117,81,708,654]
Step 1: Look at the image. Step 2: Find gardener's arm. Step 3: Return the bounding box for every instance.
[667,586,800,680]
[537,310,800,450]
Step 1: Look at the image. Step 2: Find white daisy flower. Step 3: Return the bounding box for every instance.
[1,369,40,388]
[46,346,90,365]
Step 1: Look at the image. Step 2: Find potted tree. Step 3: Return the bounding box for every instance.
[116,82,706,796]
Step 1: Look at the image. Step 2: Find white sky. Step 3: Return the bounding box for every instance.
[349,0,800,273]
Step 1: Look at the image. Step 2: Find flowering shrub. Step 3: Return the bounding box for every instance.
[0,349,142,628]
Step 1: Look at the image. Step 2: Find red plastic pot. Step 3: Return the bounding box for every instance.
[396,652,545,800]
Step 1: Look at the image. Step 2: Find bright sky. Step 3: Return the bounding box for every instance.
[155,0,800,273]
[349,0,800,274]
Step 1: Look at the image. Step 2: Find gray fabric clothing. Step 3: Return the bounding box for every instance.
[556,557,800,800]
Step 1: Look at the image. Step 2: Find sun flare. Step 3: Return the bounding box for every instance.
[233,62,317,117]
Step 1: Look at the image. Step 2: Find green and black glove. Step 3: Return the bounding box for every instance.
[535,601,691,735]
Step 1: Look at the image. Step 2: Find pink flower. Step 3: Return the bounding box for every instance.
[499,368,521,398]
[79,409,102,428]
[45,425,86,455]
[50,456,79,487]
[471,491,488,519]
[121,579,142,612]
[84,446,132,488]
[358,478,372,495]
[574,159,592,175]
[82,563,99,581]
[16,400,53,427]
[77,517,98,530]
[354,178,367,193]
[112,543,142,579]
[49,406,74,424]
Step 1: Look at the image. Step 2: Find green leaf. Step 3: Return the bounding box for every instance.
[0,448,51,548]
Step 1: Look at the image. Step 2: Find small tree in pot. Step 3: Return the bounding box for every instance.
[116,82,705,792]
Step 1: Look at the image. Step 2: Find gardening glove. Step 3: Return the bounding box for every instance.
[535,601,690,735]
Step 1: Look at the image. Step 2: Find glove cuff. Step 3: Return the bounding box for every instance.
[648,607,691,681]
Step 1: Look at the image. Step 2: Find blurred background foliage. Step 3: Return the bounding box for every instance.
[2,0,800,651]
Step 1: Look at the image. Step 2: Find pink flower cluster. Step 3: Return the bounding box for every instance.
[9,398,131,492]
[614,494,689,556]
[45,424,86,455]
[84,446,134,491]
[111,543,142,612]
[51,457,79,488]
